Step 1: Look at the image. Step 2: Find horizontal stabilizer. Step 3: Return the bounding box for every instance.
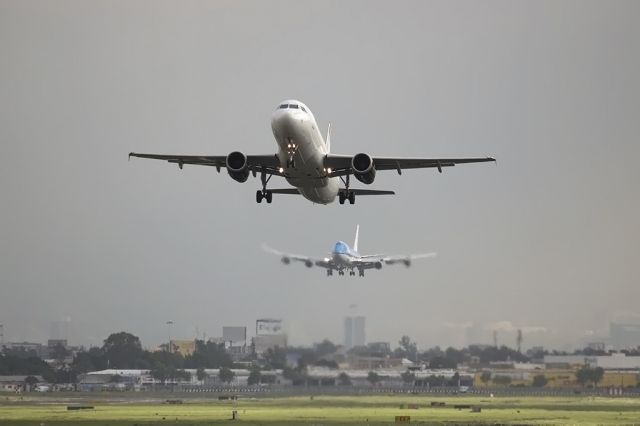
[269,189,301,195]
[341,189,395,196]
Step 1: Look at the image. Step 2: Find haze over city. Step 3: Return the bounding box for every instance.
[1,1,639,352]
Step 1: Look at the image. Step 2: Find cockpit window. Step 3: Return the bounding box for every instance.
[279,104,288,109]
[289,104,299,109]
[300,106,307,112]
[334,241,349,254]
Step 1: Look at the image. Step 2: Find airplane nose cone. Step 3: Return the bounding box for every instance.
[271,109,298,132]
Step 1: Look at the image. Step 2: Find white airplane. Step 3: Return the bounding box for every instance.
[263,225,436,277]
[129,100,495,205]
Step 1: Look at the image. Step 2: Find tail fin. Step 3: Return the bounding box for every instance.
[326,123,331,153]
[353,224,360,253]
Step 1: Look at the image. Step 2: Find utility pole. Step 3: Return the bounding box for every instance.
[166,320,174,353]
[517,329,523,353]
[493,330,498,348]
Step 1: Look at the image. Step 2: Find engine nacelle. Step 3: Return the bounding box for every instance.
[305,260,313,268]
[226,151,249,183]
[374,261,383,270]
[281,257,291,265]
[403,259,412,267]
[352,153,376,184]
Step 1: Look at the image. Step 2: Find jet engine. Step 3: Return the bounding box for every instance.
[403,259,411,267]
[226,151,249,182]
[305,260,313,268]
[374,261,383,270]
[281,257,291,265]
[352,153,376,184]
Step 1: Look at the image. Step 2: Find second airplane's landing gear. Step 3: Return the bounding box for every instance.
[327,269,333,276]
[359,269,365,277]
[349,270,356,276]
[338,270,345,276]
[256,170,274,204]
[338,174,356,205]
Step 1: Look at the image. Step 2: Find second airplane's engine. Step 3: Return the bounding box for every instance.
[352,153,376,184]
[226,151,250,182]
[305,260,313,268]
[281,257,291,265]
[374,261,383,270]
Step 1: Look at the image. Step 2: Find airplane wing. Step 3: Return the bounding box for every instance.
[128,153,283,176]
[262,244,331,269]
[323,155,495,176]
[356,252,437,267]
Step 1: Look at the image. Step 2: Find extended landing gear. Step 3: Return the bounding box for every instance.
[326,269,333,277]
[359,269,365,277]
[256,170,273,204]
[256,190,272,204]
[349,270,356,276]
[339,191,355,205]
[338,174,356,205]
[338,270,345,276]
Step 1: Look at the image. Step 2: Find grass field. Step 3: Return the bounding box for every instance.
[2,394,640,425]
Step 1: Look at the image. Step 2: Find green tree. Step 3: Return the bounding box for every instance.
[338,372,351,386]
[24,376,39,387]
[264,347,287,369]
[102,332,143,369]
[314,339,337,357]
[401,370,416,384]
[394,336,418,361]
[532,374,548,387]
[247,367,262,385]
[480,371,492,385]
[592,367,604,387]
[219,367,235,383]
[196,367,208,382]
[367,371,382,386]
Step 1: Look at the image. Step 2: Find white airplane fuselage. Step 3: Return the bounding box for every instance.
[271,100,339,204]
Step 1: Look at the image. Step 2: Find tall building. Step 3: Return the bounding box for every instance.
[254,319,286,355]
[344,316,366,349]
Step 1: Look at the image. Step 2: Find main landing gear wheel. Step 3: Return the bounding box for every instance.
[338,270,344,276]
[256,190,273,204]
[359,270,365,277]
[327,269,333,276]
[257,170,274,204]
[349,270,356,276]
[339,190,356,205]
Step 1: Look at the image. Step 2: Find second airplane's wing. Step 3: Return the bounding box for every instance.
[324,154,495,175]
[382,252,437,266]
[129,152,283,175]
[262,244,330,269]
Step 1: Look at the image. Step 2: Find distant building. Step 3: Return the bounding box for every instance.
[344,316,366,349]
[254,319,286,356]
[367,342,391,355]
[544,353,640,370]
[3,342,45,358]
[47,339,68,349]
[254,334,287,355]
[610,323,640,349]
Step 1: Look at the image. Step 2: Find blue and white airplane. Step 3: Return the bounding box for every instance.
[263,225,436,277]
[129,99,495,205]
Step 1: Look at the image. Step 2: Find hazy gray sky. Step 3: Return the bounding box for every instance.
[1,1,638,350]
